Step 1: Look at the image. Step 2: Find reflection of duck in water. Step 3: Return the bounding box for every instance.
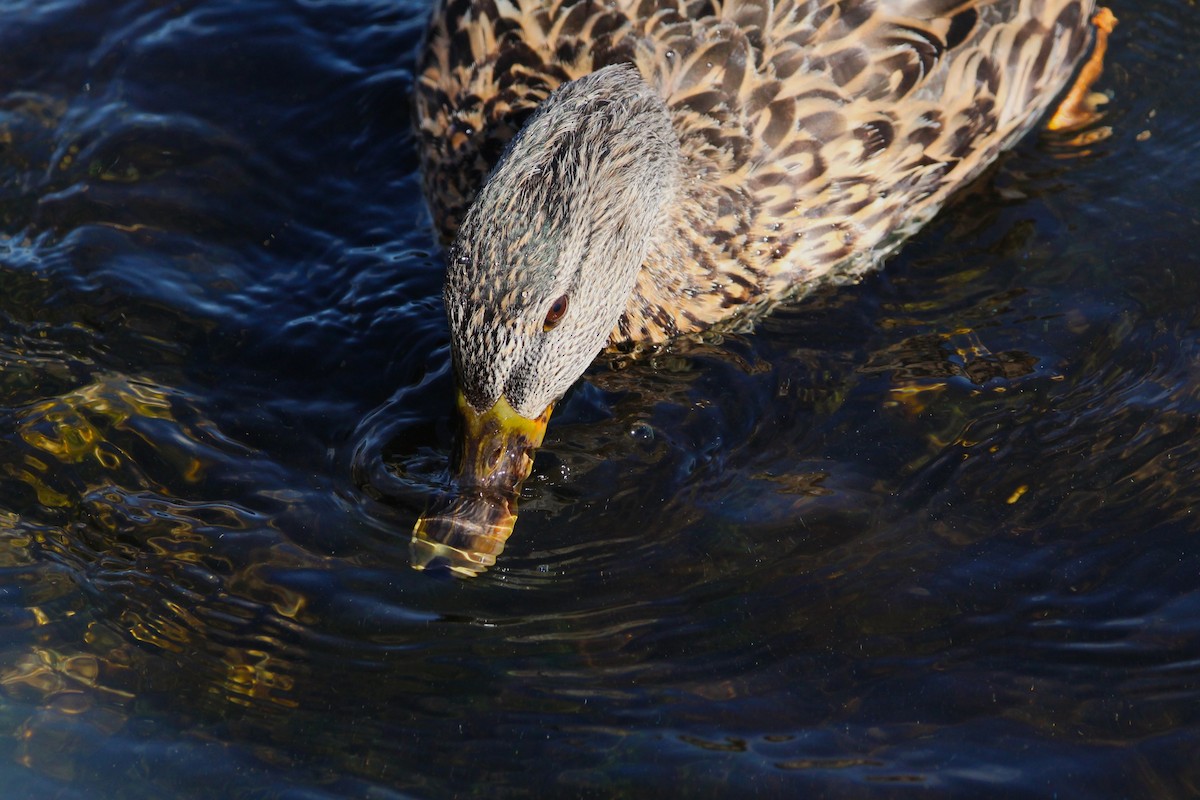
[410,0,1116,575]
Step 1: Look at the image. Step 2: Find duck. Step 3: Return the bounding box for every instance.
[409,0,1115,576]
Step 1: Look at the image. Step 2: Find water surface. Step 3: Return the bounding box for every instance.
[1,1,1199,797]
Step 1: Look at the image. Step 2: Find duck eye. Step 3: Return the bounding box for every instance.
[543,294,569,331]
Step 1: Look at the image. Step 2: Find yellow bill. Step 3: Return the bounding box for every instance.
[411,390,551,577]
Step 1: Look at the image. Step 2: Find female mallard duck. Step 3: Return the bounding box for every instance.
[410,0,1114,575]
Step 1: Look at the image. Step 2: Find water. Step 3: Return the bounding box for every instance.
[0,1,1198,797]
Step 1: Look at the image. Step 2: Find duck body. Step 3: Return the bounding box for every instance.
[410,0,1102,575]
[416,0,1097,346]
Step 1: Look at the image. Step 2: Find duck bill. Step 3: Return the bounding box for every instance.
[411,390,552,577]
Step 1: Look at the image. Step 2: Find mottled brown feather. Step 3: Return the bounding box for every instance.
[415,0,1098,347]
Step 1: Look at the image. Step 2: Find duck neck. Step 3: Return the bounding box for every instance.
[611,155,727,349]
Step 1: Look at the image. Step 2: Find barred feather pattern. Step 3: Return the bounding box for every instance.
[415,0,1096,347]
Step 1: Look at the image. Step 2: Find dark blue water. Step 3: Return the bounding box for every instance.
[0,1,1198,797]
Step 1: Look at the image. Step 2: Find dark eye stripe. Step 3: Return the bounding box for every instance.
[543,294,569,331]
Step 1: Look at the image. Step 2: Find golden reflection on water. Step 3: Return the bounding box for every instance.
[0,370,327,776]
[7,375,188,507]
[222,649,299,709]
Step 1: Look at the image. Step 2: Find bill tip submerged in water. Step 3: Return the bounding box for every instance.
[411,391,553,577]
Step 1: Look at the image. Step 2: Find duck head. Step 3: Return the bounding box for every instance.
[412,64,681,576]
